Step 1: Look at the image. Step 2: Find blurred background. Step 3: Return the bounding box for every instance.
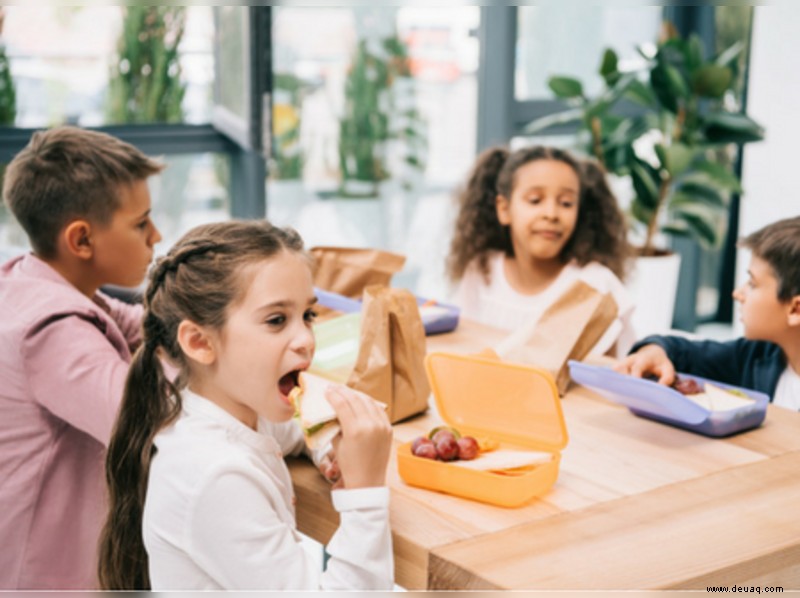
[0,5,795,339]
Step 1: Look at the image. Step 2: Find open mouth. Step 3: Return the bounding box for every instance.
[278,370,302,403]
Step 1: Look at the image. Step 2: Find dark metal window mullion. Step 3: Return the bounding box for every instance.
[476,7,516,152]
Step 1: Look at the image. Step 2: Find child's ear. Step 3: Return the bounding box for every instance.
[177,320,217,366]
[788,296,800,327]
[495,194,511,226]
[63,220,94,259]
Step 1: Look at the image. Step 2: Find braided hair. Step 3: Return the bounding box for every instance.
[446,145,632,283]
[98,220,305,590]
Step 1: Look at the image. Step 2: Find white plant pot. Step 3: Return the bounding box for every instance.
[626,252,682,339]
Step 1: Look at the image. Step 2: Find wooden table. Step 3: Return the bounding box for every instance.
[288,320,800,590]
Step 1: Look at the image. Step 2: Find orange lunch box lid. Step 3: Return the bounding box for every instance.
[425,351,568,453]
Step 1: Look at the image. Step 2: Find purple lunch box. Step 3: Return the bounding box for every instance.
[314,287,460,336]
[568,360,769,437]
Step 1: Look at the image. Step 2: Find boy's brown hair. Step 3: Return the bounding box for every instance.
[740,215,800,302]
[2,126,164,259]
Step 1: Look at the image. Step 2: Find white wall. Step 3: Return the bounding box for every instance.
[735,4,800,333]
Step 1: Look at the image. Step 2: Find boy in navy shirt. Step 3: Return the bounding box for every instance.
[616,216,800,410]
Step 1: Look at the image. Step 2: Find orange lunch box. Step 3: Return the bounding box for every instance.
[396,351,569,507]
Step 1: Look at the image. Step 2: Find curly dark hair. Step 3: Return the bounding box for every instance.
[446,145,632,283]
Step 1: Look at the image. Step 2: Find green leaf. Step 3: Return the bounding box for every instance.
[603,116,650,151]
[671,205,719,247]
[664,143,694,177]
[650,64,678,113]
[692,160,743,193]
[659,39,687,66]
[630,197,654,227]
[661,223,692,239]
[654,144,668,170]
[691,64,733,98]
[670,183,727,209]
[664,64,690,99]
[548,76,584,99]
[600,48,619,86]
[703,112,765,144]
[624,79,657,107]
[604,144,635,174]
[686,34,705,72]
[715,41,743,68]
[523,107,584,134]
[630,159,661,210]
[585,97,612,120]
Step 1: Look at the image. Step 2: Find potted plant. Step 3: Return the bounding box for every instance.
[526,22,764,334]
[338,34,426,198]
[271,72,307,182]
[528,22,764,254]
[0,7,15,127]
[267,72,310,206]
[107,6,186,124]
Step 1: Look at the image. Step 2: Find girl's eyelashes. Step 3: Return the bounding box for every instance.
[521,194,576,206]
[558,192,577,207]
[263,308,317,328]
[265,314,287,327]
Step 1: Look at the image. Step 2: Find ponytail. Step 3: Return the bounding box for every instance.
[98,315,181,589]
[447,146,510,282]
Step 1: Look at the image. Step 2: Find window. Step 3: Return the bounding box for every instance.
[515,7,662,101]
[2,6,214,128]
[699,5,755,324]
[0,6,264,265]
[268,7,480,297]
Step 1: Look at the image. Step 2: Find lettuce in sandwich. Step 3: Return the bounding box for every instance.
[289,371,342,450]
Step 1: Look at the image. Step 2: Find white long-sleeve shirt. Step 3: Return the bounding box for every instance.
[143,389,393,590]
[452,252,636,357]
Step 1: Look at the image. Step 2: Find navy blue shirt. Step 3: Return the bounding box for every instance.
[631,335,786,400]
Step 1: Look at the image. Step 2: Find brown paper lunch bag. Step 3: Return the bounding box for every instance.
[497,280,619,395]
[346,284,430,424]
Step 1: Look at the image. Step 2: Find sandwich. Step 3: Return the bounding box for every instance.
[289,371,342,450]
[683,381,754,412]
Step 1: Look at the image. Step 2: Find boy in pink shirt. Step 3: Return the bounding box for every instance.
[0,126,164,589]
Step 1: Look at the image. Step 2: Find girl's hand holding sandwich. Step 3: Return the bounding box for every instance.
[325,385,392,489]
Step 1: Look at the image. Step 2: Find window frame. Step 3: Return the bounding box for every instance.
[0,7,273,220]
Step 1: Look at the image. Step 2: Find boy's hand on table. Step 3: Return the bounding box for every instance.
[614,344,676,386]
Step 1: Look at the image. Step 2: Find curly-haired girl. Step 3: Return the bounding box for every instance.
[447,145,636,356]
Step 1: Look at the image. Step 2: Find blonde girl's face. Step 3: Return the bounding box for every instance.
[496,159,580,263]
[200,250,317,429]
[732,255,791,343]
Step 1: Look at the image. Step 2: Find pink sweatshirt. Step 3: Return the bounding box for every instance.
[0,254,143,589]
